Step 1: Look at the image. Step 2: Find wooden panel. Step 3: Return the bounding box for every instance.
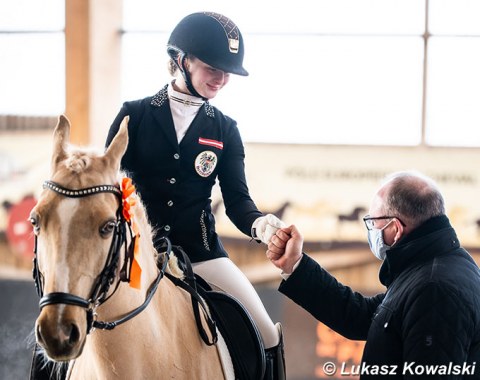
[65,0,122,146]
[65,0,90,144]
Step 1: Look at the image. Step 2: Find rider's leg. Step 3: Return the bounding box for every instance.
[192,257,286,379]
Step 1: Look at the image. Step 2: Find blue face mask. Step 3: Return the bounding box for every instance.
[367,226,391,261]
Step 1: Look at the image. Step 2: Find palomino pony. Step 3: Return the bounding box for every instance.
[30,115,228,379]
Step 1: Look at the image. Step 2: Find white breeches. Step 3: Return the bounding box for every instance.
[192,257,280,349]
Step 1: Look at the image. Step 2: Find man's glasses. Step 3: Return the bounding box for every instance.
[362,215,406,231]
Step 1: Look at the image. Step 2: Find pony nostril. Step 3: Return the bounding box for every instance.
[36,324,45,346]
[68,323,80,346]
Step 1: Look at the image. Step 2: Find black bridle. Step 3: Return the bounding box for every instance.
[33,180,172,334]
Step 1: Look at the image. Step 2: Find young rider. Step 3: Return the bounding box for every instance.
[106,12,286,379]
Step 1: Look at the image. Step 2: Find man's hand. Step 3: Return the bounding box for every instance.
[266,225,303,274]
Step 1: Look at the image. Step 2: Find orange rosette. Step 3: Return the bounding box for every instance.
[121,177,142,289]
[121,177,136,222]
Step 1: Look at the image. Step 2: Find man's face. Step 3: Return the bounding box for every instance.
[368,188,397,246]
[368,191,389,230]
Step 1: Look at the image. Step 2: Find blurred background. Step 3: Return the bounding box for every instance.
[1,1,480,378]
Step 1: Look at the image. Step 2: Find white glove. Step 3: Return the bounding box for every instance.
[251,214,286,244]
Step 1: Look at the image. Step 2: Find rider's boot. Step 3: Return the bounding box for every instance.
[30,346,53,380]
[263,323,286,380]
[30,345,67,380]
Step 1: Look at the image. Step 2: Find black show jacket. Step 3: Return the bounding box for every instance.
[106,86,262,263]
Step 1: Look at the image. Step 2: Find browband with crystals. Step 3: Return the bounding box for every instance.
[43,180,122,198]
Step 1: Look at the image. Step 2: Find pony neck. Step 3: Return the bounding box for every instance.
[127,202,159,289]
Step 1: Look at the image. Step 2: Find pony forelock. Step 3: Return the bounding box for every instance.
[63,147,103,174]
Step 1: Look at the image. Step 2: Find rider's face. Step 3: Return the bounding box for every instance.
[178,57,230,99]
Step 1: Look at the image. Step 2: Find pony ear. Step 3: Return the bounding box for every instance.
[104,116,129,171]
[51,115,71,172]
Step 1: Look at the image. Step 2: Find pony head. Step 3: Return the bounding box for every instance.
[30,115,129,360]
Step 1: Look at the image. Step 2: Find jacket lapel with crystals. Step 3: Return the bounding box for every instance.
[150,86,179,150]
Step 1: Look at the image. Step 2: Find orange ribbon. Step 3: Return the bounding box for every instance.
[121,177,136,222]
[121,177,142,289]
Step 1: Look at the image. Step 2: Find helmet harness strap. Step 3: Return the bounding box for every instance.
[176,51,207,101]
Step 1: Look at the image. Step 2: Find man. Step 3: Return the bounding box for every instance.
[267,171,480,378]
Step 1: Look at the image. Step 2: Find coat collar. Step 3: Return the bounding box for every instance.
[151,85,215,118]
[379,215,461,287]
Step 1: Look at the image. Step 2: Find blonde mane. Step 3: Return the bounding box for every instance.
[114,170,184,279]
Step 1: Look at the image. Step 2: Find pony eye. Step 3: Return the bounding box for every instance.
[29,215,40,234]
[100,220,117,237]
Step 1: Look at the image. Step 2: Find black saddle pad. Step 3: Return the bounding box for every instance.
[195,275,266,380]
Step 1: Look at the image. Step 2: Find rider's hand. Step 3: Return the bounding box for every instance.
[251,214,286,244]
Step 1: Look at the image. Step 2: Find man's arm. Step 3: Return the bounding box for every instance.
[267,225,384,340]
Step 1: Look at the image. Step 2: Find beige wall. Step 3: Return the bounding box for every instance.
[1,133,479,286]
[213,143,480,250]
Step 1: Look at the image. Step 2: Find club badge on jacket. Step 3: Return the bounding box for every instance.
[195,151,217,177]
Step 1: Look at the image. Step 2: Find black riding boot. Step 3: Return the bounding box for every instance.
[263,323,286,380]
[30,345,67,380]
[30,346,53,380]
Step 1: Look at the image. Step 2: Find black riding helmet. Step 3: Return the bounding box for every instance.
[167,12,248,98]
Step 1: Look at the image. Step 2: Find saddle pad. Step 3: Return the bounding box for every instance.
[196,279,266,380]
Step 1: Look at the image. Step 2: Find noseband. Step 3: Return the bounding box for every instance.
[33,180,171,333]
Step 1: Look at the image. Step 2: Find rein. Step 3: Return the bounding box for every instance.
[164,245,218,346]
[33,180,171,334]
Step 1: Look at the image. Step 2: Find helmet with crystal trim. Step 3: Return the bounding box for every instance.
[167,12,248,76]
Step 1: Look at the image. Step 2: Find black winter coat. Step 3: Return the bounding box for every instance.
[280,215,480,378]
[106,86,262,262]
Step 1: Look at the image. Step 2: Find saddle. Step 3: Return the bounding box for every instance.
[164,245,266,380]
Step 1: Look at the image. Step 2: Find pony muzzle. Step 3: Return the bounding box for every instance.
[35,303,88,361]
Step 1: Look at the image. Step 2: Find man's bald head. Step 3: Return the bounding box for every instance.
[375,171,445,230]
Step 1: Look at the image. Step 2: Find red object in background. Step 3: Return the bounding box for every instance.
[6,195,37,258]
